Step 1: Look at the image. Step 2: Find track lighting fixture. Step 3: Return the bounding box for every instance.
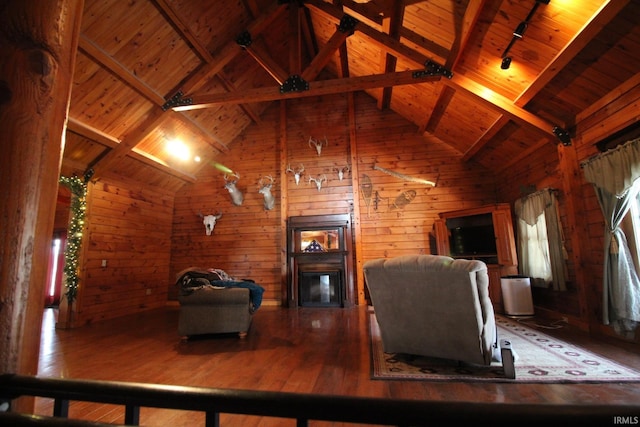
[513,22,528,38]
[499,1,549,69]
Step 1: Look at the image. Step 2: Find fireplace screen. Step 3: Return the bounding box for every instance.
[299,270,341,307]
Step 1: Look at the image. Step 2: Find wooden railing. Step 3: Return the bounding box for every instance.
[1,374,638,426]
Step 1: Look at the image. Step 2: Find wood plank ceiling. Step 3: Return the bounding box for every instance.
[61,0,640,188]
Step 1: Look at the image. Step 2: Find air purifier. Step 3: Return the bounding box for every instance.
[500,275,534,316]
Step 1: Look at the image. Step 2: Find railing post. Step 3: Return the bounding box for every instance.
[53,398,69,418]
[125,404,140,425]
[205,410,219,427]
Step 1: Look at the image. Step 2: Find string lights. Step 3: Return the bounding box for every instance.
[59,171,91,303]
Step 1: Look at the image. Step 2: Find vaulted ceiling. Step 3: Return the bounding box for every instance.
[62,0,640,187]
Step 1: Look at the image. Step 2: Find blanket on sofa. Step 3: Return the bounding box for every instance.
[176,268,265,311]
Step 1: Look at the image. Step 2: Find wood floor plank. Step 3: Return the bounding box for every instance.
[34,305,640,425]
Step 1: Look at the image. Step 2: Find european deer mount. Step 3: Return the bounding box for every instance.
[258,175,275,211]
[335,165,350,181]
[286,163,305,185]
[309,174,327,191]
[223,172,244,206]
[198,212,222,236]
[308,136,328,156]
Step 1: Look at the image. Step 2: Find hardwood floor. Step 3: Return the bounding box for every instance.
[35,305,640,426]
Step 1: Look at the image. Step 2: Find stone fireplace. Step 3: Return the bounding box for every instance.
[286,214,354,307]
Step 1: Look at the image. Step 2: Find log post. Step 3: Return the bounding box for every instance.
[0,0,84,413]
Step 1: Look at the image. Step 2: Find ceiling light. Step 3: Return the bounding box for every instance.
[501,57,512,70]
[166,139,190,161]
[513,22,528,38]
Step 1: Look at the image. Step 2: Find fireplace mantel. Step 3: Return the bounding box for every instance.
[286,214,354,307]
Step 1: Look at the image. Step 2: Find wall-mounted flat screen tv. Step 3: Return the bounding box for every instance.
[447,213,497,257]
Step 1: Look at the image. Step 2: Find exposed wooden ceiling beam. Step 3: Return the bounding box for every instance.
[301,25,353,82]
[243,39,290,85]
[461,116,511,162]
[297,0,563,141]
[444,73,558,140]
[300,6,318,64]
[67,117,119,148]
[67,117,196,182]
[152,0,214,63]
[174,2,287,96]
[175,70,441,110]
[421,1,485,141]
[89,2,286,179]
[459,0,625,161]
[78,35,165,106]
[289,2,302,76]
[377,1,404,111]
[154,0,267,126]
[339,0,385,26]
[515,0,629,109]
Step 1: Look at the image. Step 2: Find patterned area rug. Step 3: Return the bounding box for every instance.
[370,312,640,383]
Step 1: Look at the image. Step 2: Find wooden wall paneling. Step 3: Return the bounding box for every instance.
[170,91,500,308]
[557,143,590,325]
[354,93,498,267]
[169,105,282,304]
[74,176,175,326]
[279,101,290,305]
[348,91,365,304]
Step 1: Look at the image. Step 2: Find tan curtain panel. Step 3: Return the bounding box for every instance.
[582,137,640,197]
[581,137,640,335]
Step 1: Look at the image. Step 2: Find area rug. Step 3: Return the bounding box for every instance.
[370,312,640,383]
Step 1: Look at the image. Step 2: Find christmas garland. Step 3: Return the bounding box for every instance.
[59,170,92,303]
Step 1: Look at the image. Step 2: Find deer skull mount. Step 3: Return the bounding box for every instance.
[335,165,350,181]
[286,163,305,185]
[258,175,275,211]
[309,174,327,191]
[309,136,328,156]
[199,212,222,236]
[223,172,244,206]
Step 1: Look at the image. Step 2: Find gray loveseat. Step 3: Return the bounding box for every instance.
[176,268,262,339]
[363,254,515,378]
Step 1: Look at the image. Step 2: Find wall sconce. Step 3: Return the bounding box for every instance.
[499,0,549,69]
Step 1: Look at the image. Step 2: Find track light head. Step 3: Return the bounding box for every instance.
[501,57,512,70]
[513,22,528,38]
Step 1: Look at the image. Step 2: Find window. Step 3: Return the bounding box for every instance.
[518,212,552,286]
[514,189,567,291]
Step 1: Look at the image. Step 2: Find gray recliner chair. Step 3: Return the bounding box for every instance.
[363,254,515,378]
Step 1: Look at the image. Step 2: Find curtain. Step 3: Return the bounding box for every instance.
[514,189,567,291]
[582,137,640,335]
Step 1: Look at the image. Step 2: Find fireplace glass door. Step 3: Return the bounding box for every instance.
[299,270,341,307]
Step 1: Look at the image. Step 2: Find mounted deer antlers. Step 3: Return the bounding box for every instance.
[223,172,244,206]
[286,163,305,185]
[308,136,328,156]
[309,174,327,191]
[335,165,350,181]
[258,175,275,211]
